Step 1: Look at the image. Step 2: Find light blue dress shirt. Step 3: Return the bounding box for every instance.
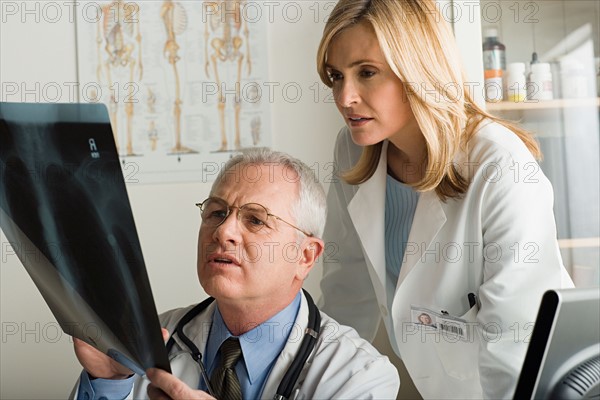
[77,372,135,400]
[201,292,301,398]
[77,292,301,399]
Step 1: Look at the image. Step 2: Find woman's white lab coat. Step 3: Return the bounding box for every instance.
[319,121,574,399]
[71,291,400,399]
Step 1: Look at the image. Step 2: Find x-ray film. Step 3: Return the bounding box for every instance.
[0,102,171,375]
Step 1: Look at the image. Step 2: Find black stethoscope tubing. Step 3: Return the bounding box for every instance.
[165,289,321,400]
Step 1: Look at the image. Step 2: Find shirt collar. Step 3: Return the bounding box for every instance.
[205,292,302,384]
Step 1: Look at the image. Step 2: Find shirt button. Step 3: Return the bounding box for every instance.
[380,305,388,317]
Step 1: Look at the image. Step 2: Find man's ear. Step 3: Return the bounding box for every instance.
[296,237,324,280]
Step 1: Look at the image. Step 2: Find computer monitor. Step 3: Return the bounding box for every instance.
[513,288,600,399]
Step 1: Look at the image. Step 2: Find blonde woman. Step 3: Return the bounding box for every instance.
[317,0,573,398]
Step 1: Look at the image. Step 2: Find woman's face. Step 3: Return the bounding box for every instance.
[325,21,418,147]
[419,313,432,325]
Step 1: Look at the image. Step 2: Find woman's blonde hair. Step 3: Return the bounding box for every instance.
[317,0,541,200]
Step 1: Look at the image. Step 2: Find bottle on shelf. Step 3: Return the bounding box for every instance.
[559,58,588,99]
[528,62,554,101]
[526,52,538,99]
[506,63,527,102]
[482,28,506,102]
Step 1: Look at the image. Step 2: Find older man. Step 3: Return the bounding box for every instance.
[71,149,399,399]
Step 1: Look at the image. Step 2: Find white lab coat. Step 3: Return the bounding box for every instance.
[71,292,400,399]
[319,121,574,399]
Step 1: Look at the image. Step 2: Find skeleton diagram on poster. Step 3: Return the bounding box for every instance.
[76,0,270,183]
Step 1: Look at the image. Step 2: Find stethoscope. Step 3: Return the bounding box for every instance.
[165,289,321,400]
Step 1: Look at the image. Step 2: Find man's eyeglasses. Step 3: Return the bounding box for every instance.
[196,197,313,237]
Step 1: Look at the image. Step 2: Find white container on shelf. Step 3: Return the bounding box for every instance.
[506,62,527,102]
[484,71,504,102]
[528,63,554,101]
[560,58,589,99]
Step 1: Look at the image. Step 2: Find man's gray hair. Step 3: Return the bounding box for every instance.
[211,148,327,238]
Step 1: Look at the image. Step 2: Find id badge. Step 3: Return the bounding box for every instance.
[410,305,470,341]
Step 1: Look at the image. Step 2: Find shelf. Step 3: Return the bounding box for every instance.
[557,237,600,249]
[486,98,600,111]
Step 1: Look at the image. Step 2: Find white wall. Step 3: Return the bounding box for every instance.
[0,1,340,398]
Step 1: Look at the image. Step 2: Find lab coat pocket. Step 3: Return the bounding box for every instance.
[433,305,480,381]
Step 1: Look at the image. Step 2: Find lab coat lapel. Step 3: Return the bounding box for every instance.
[161,303,215,392]
[347,143,388,296]
[262,292,309,398]
[397,190,447,286]
[344,140,448,290]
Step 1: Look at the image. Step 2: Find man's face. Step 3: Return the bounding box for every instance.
[197,163,309,307]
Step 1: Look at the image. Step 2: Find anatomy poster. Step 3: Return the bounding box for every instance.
[76,0,271,183]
